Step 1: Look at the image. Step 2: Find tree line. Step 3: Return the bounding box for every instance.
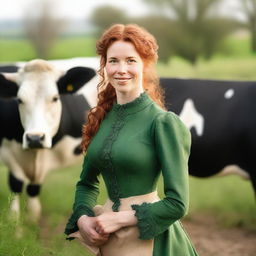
[90,0,255,64]
[23,0,256,64]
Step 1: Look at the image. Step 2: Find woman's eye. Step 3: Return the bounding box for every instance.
[109,59,117,63]
[127,59,136,63]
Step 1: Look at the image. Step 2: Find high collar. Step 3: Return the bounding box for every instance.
[112,92,153,115]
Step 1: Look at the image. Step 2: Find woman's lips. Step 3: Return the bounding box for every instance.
[114,77,131,80]
[114,77,131,84]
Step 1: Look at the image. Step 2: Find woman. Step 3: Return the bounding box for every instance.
[65,24,198,256]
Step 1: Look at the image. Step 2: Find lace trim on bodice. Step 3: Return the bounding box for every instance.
[112,92,148,113]
[100,106,126,211]
[100,92,153,211]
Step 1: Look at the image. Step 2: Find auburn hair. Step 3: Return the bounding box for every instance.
[81,24,165,152]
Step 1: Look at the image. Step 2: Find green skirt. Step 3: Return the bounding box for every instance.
[153,221,199,256]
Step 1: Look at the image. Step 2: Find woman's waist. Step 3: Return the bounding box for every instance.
[103,191,160,212]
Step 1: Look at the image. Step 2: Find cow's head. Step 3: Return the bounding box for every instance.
[0,59,96,149]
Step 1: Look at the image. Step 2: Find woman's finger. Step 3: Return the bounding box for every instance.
[68,231,81,239]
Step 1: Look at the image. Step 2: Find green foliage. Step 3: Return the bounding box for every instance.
[238,0,256,52]
[142,0,239,64]
[155,34,256,80]
[132,15,175,62]
[90,5,128,37]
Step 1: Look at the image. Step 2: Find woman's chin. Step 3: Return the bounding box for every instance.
[115,86,131,94]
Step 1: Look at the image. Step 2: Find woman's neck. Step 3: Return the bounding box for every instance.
[116,88,144,105]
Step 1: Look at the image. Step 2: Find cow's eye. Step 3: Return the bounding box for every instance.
[17,98,23,104]
[52,96,59,102]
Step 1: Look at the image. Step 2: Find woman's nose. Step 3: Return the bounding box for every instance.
[117,63,126,74]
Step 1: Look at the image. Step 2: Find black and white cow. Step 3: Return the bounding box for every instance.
[160,78,255,194]
[0,59,98,221]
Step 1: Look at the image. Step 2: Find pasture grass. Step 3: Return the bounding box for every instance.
[157,34,256,80]
[0,34,256,80]
[0,36,96,63]
[223,34,253,57]
[188,176,256,229]
[49,37,97,60]
[0,162,255,255]
[157,56,256,80]
[0,39,36,62]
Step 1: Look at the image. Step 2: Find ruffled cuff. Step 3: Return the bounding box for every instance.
[64,205,95,239]
[131,202,159,240]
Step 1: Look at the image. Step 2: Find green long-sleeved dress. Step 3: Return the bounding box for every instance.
[65,92,198,255]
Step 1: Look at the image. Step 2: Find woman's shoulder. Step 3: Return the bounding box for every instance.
[151,104,183,125]
[151,106,190,137]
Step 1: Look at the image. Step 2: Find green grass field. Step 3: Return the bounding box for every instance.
[0,34,256,255]
[0,37,97,62]
[0,34,256,80]
[0,161,255,256]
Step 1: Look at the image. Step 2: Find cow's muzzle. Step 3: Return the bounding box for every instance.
[26,133,45,149]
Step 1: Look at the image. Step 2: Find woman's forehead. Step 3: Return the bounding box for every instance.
[106,41,140,58]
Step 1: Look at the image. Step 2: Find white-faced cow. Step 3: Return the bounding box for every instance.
[0,59,98,221]
[160,78,254,195]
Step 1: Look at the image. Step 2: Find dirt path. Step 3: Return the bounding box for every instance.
[39,214,256,256]
[183,215,256,256]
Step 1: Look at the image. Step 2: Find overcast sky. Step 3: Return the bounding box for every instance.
[0,0,244,21]
[0,0,149,20]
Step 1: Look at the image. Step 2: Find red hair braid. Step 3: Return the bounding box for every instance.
[81,24,165,152]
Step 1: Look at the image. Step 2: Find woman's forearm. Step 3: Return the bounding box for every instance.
[117,210,137,227]
[95,210,138,234]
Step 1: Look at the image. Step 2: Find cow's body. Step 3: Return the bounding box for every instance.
[0,59,98,220]
[160,78,255,192]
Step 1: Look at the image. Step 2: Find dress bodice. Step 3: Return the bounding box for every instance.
[86,92,162,210]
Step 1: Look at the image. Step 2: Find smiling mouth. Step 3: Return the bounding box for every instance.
[114,78,131,84]
[115,78,131,80]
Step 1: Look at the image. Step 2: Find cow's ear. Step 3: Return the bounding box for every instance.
[0,73,19,98]
[57,67,96,94]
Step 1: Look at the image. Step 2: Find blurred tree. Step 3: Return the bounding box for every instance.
[90,5,128,37]
[239,0,256,52]
[23,0,66,59]
[131,15,175,62]
[143,0,238,64]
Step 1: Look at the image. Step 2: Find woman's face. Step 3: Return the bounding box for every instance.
[105,40,144,95]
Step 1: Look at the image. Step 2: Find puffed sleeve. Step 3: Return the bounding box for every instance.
[131,112,191,240]
[64,155,100,236]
